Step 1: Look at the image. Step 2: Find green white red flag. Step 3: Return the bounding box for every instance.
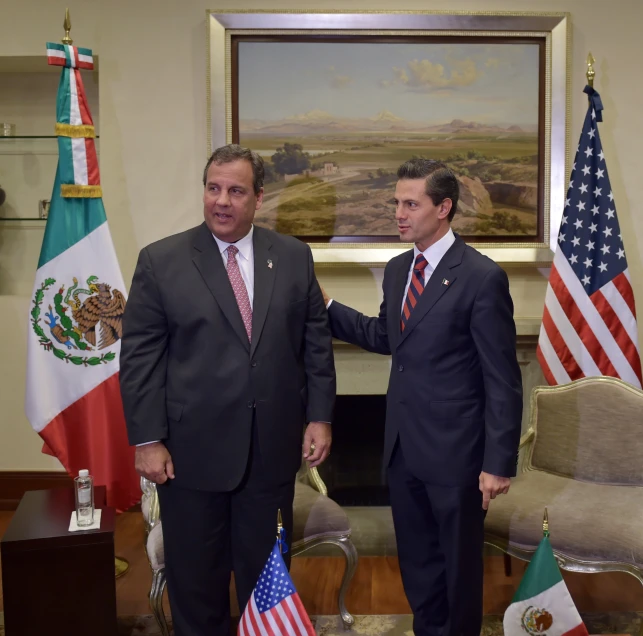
[24,41,140,512]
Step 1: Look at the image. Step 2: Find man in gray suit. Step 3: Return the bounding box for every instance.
[119,144,336,636]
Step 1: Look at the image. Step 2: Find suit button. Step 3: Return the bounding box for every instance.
[251,362,257,368]
[398,365,404,372]
[247,401,254,408]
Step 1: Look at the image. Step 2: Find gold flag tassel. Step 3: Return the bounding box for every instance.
[61,184,103,198]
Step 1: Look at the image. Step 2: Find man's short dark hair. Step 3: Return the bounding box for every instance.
[397,158,459,222]
[202,144,264,195]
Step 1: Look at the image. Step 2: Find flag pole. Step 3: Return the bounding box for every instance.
[543,507,549,538]
[57,8,129,579]
[277,508,283,554]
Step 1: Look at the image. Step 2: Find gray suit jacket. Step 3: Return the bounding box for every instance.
[119,223,336,491]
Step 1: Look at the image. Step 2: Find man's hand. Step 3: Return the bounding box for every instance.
[135,442,175,484]
[479,471,511,510]
[320,285,330,307]
[303,422,332,468]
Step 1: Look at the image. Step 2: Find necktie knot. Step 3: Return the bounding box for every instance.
[227,245,239,257]
[414,254,428,272]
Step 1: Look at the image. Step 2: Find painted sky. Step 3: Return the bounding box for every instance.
[238,41,540,127]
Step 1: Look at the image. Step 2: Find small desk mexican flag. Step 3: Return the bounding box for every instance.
[503,512,588,636]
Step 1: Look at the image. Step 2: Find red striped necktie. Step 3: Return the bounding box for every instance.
[401,254,429,332]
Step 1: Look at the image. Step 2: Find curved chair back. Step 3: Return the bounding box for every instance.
[528,377,643,486]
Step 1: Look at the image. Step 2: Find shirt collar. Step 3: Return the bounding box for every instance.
[414,228,456,271]
[212,225,254,261]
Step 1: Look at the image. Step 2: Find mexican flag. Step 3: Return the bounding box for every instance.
[24,42,140,512]
[503,534,588,636]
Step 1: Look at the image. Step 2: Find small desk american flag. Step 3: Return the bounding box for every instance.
[238,540,316,636]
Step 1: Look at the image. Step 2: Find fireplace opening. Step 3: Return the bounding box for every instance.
[317,394,390,506]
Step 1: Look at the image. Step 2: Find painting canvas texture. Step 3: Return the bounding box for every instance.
[237,40,541,239]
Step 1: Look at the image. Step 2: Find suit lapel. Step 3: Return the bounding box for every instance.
[389,251,413,350]
[191,222,250,352]
[250,227,277,357]
[397,237,465,347]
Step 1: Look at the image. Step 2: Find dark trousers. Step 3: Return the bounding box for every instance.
[387,441,485,636]
[157,420,296,636]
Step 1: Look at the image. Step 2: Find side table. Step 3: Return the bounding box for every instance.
[1,486,117,635]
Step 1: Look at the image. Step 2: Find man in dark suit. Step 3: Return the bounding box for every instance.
[119,144,336,636]
[322,158,523,636]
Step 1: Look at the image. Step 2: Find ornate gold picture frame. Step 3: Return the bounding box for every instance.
[207,11,570,267]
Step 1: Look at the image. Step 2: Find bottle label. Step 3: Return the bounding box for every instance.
[78,489,91,504]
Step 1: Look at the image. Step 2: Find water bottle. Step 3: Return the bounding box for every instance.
[74,469,94,527]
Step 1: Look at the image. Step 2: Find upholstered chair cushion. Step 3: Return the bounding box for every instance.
[529,379,643,485]
[292,481,351,543]
[485,470,643,567]
[146,521,165,571]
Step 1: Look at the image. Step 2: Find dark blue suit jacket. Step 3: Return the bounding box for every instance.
[328,235,523,487]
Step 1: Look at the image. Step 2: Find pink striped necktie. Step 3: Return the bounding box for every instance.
[226,245,252,342]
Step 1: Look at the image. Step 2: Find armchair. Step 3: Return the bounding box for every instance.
[485,376,643,588]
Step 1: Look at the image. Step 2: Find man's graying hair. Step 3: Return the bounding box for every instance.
[397,158,459,222]
[202,144,264,195]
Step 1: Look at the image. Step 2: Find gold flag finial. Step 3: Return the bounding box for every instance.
[62,8,73,45]
[586,52,595,87]
[543,507,550,537]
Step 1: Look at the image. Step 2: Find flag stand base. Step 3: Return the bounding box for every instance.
[115,556,129,578]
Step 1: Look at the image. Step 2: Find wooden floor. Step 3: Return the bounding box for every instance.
[1,511,643,617]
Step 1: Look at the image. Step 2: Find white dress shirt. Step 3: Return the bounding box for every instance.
[400,228,455,313]
[137,225,256,446]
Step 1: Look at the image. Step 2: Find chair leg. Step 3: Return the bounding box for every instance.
[503,553,512,577]
[150,568,171,636]
[334,537,358,630]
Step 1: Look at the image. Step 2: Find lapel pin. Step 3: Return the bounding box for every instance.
[442,278,450,286]
[267,259,273,269]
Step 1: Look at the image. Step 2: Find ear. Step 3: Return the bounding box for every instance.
[438,198,452,220]
[255,187,264,210]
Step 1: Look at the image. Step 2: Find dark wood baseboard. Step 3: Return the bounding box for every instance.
[0,471,73,510]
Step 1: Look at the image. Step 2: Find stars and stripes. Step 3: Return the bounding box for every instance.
[238,541,315,636]
[537,85,642,388]
[401,254,428,331]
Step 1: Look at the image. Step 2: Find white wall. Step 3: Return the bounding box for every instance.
[1,0,641,469]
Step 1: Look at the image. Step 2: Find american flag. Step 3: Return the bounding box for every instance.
[537,85,642,388]
[238,541,316,636]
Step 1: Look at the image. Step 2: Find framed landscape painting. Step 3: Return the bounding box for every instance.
[208,12,570,266]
